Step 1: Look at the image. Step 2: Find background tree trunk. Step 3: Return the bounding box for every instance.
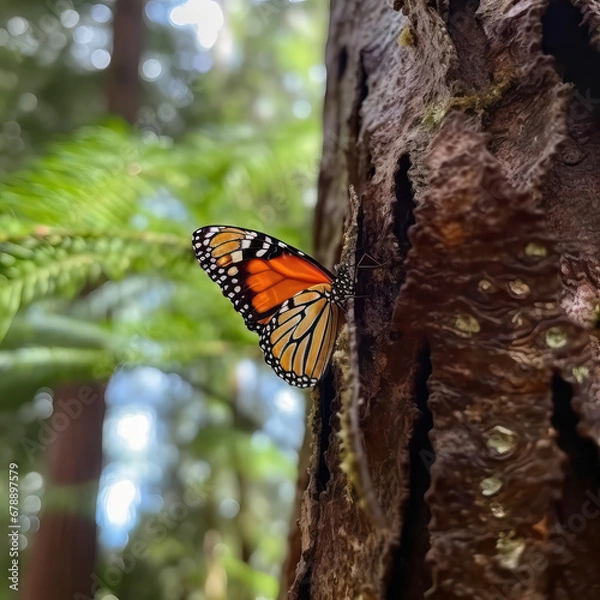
[108,0,144,123]
[24,2,144,593]
[23,384,106,600]
[283,0,600,598]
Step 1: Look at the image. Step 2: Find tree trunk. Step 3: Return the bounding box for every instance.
[108,0,144,123]
[283,0,600,598]
[23,384,106,600]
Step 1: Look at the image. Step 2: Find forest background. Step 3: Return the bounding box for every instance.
[0,0,325,598]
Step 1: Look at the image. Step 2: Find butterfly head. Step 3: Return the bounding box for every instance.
[331,263,355,309]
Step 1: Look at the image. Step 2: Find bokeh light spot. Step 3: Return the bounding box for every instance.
[116,412,152,452]
[104,479,138,526]
[7,17,29,36]
[73,25,93,45]
[33,389,53,419]
[22,471,43,492]
[218,498,240,519]
[18,92,37,112]
[60,9,80,29]
[141,58,163,81]
[169,0,225,50]
[292,99,311,119]
[23,495,42,514]
[91,48,111,70]
[91,4,113,24]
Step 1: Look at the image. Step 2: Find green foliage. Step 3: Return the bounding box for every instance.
[0,124,150,232]
[0,346,108,407]
[0,1,326,597]
[0,121,318,391]
[191,426,297,481]
[0,120,314,599]
[221,552,279,598]
[0,230,190,340]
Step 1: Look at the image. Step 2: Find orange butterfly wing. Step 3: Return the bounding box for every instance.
[259,284,341,387]
[192,226,334,332]
[193,226,353,388]
[244,254,332,319]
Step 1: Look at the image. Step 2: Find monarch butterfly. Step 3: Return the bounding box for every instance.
[192,226,354,388]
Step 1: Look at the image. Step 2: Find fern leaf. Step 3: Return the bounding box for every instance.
[0,230,191,343]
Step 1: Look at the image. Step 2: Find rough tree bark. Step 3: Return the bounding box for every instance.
[282,0,600,598]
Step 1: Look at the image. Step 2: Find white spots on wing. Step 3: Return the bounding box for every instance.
[228,266,238,276]
[234,286,241,293]
[256,248,267,257]
[230,250,243,263]
[241,239,251,249]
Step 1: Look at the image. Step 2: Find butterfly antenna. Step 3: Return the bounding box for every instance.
[356,253,393,270]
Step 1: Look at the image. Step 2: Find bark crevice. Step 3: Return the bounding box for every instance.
[337,46,349,81]
[548,371,600,598]
[551,374,600,496]
[316,373,337,493]
[386,346,433,600]
[542,0,600,102]
[393,153,416,261]
[447,0,489,93]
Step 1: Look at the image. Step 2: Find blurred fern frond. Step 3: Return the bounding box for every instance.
[0,125,153,232]
[0,230,191,341]
[0,119,318,394]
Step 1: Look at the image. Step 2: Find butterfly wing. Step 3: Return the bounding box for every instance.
[259,284,341,387]
[192,226,334,333]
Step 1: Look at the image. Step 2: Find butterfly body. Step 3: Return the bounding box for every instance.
[192,226,353,387]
